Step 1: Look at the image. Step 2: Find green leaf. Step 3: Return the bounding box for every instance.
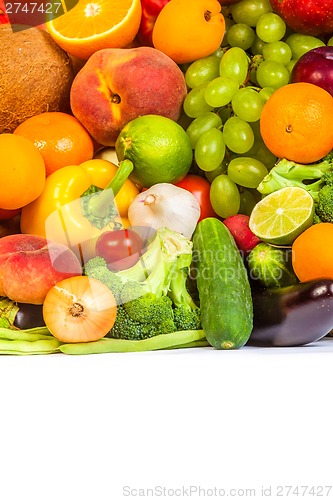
[0,297,19,329]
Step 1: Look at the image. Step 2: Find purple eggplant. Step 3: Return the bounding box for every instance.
[13,303,45,330]
[247,279,333,347]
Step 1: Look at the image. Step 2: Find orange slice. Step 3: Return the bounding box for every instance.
[46,0,142,60]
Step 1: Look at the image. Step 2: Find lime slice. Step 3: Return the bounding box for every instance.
[115,114,193,188]
[249,186,315,245]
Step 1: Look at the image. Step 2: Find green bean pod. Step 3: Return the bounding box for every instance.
[0,326,54,342]
[59,330,206,355]
[0,338,62,355]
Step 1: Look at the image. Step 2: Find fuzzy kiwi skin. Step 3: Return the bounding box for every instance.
[0,25,75,133]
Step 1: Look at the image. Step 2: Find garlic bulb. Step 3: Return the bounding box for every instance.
[128,183,201,239]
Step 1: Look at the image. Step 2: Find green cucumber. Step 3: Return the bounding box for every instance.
[193,217,253,349]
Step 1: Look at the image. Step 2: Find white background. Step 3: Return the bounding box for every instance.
[1,338,333,500]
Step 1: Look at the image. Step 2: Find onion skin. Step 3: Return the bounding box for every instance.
[247,279,333,347]
[42,276,117,343]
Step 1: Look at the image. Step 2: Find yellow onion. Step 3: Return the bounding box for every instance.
[43,276,117,343]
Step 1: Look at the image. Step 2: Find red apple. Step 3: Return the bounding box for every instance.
[291,46,333,97]
[137,0,171,47]
[269,0,333,37]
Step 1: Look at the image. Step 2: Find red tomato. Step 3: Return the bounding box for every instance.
[175,175,217,222]
[95,229,144,271]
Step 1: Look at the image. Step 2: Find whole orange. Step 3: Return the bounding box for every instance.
[0,134,45,210]
[292,223,333,281]
[260,82,333,164]
[152,0,225,64]
[14,112,94,176]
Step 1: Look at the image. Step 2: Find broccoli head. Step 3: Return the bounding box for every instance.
[315,171,333,223]
[107,304,176,341]
[257,152,333,202]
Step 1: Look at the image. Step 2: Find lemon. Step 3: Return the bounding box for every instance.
[249,186,315,245]
[115,115,193,188]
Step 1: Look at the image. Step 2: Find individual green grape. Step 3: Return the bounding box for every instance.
[212,47,225,59]
[238,188,258,216]
[210,174,241,218]
[204,76,239,107]
[185,55,221,89]
[256,13,286,43]
[223,116,255,154]
[221,17,236,47]
[218,106,233,124]
[183,84,214,118]
[258,86,275,102]
[285,33,325,60]
[219,47,250,85]
[227,23,256,50]
[250,35,266,55]
[227,156,269,188]
[285,59,297,74]
[194,128,226,172]
[262,41,292,65]
[246,125,277,169]
[230,0,273,27]
[249,119,262,139]
[256,60,290,89]
[205,160,228,182]
[231,87,265,122]
[186,112,223,149]
[248,142,277,169]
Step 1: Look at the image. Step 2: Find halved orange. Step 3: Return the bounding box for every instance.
[46,0,142,60]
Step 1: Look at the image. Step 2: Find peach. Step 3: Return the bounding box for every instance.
[0,234,82,304]
[70,46,187,146]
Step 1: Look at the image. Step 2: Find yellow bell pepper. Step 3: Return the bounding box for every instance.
[20,159,138,263]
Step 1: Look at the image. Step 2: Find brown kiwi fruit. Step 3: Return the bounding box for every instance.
[0,25,75,133]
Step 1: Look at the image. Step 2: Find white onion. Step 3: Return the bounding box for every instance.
[128,183,201,239]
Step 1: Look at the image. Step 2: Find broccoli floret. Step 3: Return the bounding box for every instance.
[107,303,176,341]
[173,307,201,331]
[84,227,199,339]
[315,172,333,222]
[83,256,124,304]
[122,289,174,324]
[168,268,201,331]
[257,152,333,202]
[107,305,153,340]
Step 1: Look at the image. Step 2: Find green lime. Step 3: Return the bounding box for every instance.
[115,115,193,188]
[249,186,314,245]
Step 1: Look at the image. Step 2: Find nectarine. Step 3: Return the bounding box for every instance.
[0,234,82,304]
[70,46,188,146]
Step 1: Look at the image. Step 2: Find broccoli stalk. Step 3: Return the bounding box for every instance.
[83,227,201,340]
[257,152,333,202]
[168,269,201,331]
